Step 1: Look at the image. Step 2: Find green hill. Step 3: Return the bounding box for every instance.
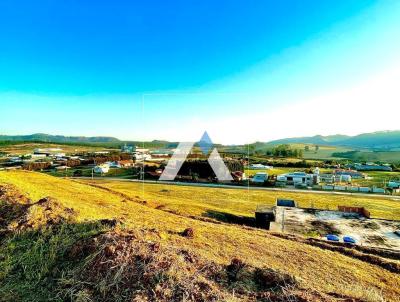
[267,131,400,150]
[0,133,120,143]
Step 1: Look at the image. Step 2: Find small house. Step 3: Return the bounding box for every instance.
[277,172,318,186]
[118,160,134,168]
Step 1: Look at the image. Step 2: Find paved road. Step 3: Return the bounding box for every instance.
[71,176,400,200]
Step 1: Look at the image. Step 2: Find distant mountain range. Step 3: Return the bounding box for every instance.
[1,130,400,150]
[0,133,120,143]
[267,131,400,149]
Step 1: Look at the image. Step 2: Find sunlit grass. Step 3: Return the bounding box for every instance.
[1,170,399,301]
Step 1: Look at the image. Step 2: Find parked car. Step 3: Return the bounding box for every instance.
[251,172,268,184]
[326,234,340,242]
[343,236,356,244]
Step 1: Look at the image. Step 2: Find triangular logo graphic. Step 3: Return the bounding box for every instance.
[159,131,233,181]
[198,131,213,155]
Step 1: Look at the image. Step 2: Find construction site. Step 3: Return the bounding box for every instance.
[259,202,400,250]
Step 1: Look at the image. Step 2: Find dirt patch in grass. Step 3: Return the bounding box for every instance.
[310,220,341,236]
[365,235,388,246]
[0,184,76,231]
[362,221,381,230]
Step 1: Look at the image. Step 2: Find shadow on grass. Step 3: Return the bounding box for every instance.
[203,210,256,227]
[0,219,113,302]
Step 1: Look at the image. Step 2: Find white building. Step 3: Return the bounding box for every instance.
[249,164,273,170]
[94,164,110,174]
[53,153,66,158]
[34,148,63,155]
[134,153,152,161]
[336,174,352,183]
[31,154,47,159]
[277,172,319,186]
[319,174,336,184]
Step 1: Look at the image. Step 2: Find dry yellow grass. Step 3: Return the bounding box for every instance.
[80,179,400,221]
[1,170,400,301]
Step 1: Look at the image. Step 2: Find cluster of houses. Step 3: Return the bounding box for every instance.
[249,165,398,194]
[0,144,176,175]
[121,144,174,161]
[1,145,398,196]
[93,160,135,174]
[3,148,79,169]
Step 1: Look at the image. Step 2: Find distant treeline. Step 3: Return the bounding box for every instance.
[331,151,360,160]
[264,144,303,158]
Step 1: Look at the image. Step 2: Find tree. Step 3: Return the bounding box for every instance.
[304,145,310,152]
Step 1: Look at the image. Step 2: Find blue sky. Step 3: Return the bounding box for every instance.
[1,1,400,143]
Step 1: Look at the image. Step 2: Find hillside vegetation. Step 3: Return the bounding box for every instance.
[0,133,120,143]
[0,171,400,301]
[267,130,400,150]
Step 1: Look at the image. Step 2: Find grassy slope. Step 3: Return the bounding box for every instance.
[81,179,400,221]
[1,171,400,301]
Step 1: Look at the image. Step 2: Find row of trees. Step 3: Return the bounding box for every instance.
[304,145,319,152]
[265,144,303,158]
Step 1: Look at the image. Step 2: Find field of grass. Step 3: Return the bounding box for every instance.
[352,171,400,187]
[299,145,352,159]
[1,171,400,301]
[331,150,400,163]
[80,179,400,221]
